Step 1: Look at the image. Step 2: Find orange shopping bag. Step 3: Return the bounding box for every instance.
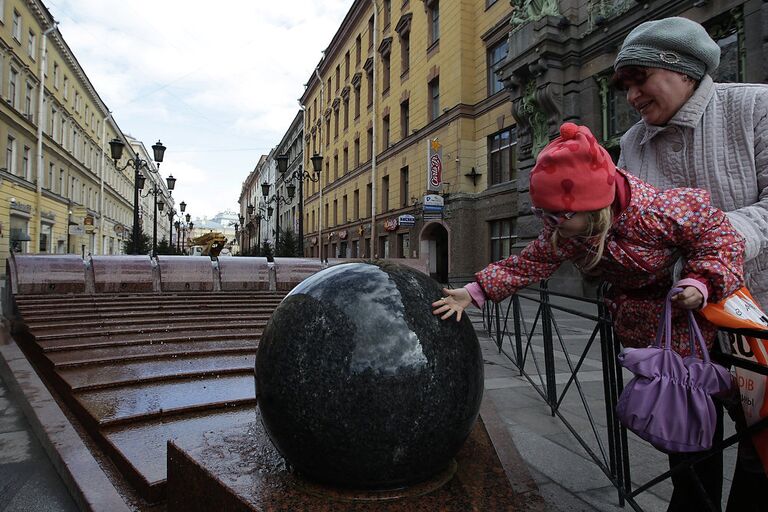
[701,287,768,474]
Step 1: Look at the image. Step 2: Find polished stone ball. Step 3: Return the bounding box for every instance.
[255,261,483,489]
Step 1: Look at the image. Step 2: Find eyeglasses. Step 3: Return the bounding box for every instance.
[531,207,576,226]
[610,66,649,92]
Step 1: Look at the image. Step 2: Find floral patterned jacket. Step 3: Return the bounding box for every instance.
[475,170,745,355]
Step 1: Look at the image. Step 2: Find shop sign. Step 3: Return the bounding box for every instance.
[426,139,443,192]
[384,218,399,232]
[398,215,416,227]
[68,225,85,236]
[423,194,444,207]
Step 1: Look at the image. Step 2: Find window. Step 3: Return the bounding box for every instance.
[325,116,330,147]
[400,166,409,207]
[397,233,410,258]
[354,85,360,118]
[367,127,373,160]
[6,136,16,175]
[488,39,508,95]
[22,146,30,180]
[706,9,745,83]
[63,76,68,100]
[353,189,360,219]
[368,16,374,48]
[400,100,409,139]
[335,65,340,91]
[428,0,439,45]
[382,52,391,92]
[333,154,338,180]
[50,107,57,138]
[333,199,338,225]
[343,97,349,129]
[342,195,348,223]
[345,51,350,78]
[607,88,640,139]
[382,115,390,149]
[490,219,514,261]
[12,10,21,42]
[400,32,410,74]
[488,128,517,185]
[47,163,53,189]
[428,77,440,121]
[355,35,362,65]
[24,82,33,117]
[381,175,389,211]
[384,0,391,27]
[9,67,18,108]
[40,223,53,253]
[9,216,28,254]
[334,108,339,138]
[343,147,348,174]
[53,62,59,89]
[27,30,36,59]
[354,137,360,167]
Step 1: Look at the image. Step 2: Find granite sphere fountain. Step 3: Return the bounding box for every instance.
[255,261,484,489]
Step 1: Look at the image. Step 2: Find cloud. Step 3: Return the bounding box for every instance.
[49,0,352,217]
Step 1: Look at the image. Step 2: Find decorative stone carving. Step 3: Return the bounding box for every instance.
[509,0,560,30]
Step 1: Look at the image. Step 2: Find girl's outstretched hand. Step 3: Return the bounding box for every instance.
[671,286,704,310]
[432,287,472,321]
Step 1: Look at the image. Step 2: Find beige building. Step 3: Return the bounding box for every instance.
[0,0,155,273]
[299,0,517,281]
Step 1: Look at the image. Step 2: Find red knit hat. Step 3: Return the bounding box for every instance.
[529,123,617,212]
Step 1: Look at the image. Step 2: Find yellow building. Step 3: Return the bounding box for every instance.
[299,0,516,281]
[0,0,142,276]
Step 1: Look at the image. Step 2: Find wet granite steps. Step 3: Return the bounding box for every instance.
[12,290,283,503]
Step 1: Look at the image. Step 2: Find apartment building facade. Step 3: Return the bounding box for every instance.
[299,0,518,281]
[0,0,153,274]
[493,0,765,292]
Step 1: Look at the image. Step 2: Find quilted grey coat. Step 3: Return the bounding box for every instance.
[618,76,768,308]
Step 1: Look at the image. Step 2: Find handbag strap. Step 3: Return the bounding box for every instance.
[653,287,709,359]
[686,309,711,362]
[654,288,680,350]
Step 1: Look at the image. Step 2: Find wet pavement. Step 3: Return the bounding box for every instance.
[0,372,78,512]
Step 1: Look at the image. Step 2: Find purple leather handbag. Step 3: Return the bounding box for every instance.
[616,288,734,453]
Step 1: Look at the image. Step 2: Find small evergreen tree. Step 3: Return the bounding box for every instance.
[156,237,175,255]
[276,228,298,257]
[124,227,151,255]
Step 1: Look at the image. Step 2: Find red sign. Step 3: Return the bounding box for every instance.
[427,139,443,192]
[384,219,398,231]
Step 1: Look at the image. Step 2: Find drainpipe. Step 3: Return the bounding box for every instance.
[98,112,113,255]
[370,0,379,258]
[34,22,58,253]
[314,65,324,261]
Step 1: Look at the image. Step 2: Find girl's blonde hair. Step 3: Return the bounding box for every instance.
[550,206,613,271]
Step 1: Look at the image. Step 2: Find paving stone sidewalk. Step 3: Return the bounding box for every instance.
[467,294,738,512]
[0,371,77,512]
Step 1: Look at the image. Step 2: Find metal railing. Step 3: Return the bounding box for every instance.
[481,280,768,511]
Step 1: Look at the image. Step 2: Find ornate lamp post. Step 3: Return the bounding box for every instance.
[109,138,170,255]
[139,177,175,256]
[276,153,322,257]
[261,180,292,253]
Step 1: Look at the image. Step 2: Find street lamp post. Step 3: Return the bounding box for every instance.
[139,178,175,256]
[276,153,322,258]
[109,138,170,254]
[261,181,293,254]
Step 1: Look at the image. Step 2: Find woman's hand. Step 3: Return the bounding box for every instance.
[671,286,704,309]
[432,287,473,321]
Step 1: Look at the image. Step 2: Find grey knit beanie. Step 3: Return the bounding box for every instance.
[614,17,720,80]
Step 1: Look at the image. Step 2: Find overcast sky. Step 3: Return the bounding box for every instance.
[46,0,352,220]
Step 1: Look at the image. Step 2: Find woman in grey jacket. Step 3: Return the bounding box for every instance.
[613,16,767,512]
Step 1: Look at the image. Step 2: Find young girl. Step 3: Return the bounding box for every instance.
[433,122,746,510]
[433,122,745,358]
